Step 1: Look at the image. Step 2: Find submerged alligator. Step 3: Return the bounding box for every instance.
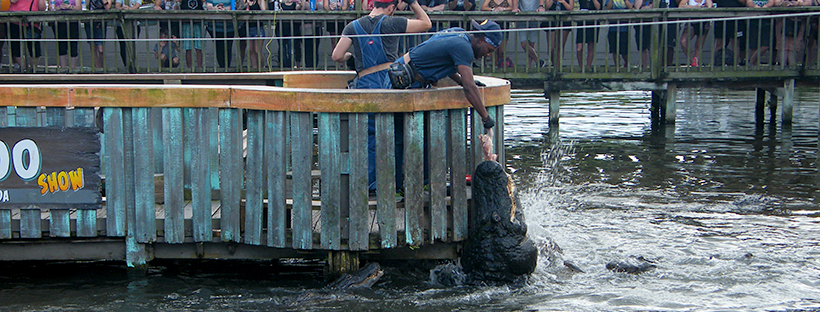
[326,262,384,289]
[606,256,658,274]
[461,130,539,283]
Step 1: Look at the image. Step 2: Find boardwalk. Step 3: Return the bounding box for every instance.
[0,8,816,125]
[0,8,818,77]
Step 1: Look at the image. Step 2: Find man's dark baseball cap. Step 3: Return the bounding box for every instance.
[471,19,503,48]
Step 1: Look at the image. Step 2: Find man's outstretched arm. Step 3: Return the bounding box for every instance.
[452,65,493,129]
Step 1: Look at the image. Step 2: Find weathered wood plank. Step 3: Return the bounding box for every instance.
[319,112,341,250]
[75,210,97,237]
[72,107,97,128]
[244,110,264,246]
[265,110,287,248]
[471,109,484,171]
[45,107,65,127]
[15,107,38,127]
[74,107,98,238]
[103,107,126,237]
[449,109,468,241]
[122,109,137,228]
[218,108,242,243]
[162,108,185,243]
[485,106,500,161]
[152,107,164,174]
[493,106,505,164]
[133,107,156,243]
[375,113,397,248]
[208,108,219,191]
[190,108,213,242]
[49,210,70,237]
[20,209,41,238]
[348,113,369,251]
[291,112,313,250]
[404,111,424,246]
[0,106,8,127]
[429,110,447,242]
[122,107,150,267]
[0,209,10,239]
[5,106,16,127]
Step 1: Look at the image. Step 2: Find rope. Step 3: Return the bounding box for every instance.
[265,4,277,70]
[9,11,820,43]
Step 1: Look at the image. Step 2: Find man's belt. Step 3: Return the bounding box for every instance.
[358,53,417,80]
[357,61,392,78]
[400,54,432,85]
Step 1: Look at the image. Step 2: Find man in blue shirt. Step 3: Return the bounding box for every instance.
[391,20,501,130]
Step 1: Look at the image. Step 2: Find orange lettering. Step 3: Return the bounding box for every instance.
[69,168,83,190]
[57,171,69,192]
[37,173,48,195]
[46,172,58,193]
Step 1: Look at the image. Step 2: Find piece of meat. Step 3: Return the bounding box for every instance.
[478,128,497,162]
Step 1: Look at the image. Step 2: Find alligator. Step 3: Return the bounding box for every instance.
[461,130,538,283]
[326,262,384,290]
[606,256,657,274]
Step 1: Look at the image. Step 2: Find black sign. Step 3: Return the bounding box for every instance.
[0,127,101,210]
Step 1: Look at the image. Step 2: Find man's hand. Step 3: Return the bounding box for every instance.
[483,116,495,129]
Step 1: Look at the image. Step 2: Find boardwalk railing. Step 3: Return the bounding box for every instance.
[1,8,820,79]
[0,72,510,266]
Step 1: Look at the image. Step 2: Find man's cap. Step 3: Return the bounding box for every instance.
[471,19,503,48]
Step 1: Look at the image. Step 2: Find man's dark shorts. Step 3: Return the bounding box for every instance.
[748,19,772,49]
[608,30,629,55]
[576,22,599,44]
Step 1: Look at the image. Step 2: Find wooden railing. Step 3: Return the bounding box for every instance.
[0,8,819,81]
[0,72,510,265]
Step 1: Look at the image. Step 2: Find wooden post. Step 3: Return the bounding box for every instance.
[665,83,677,124]
[327,251,359,277]
[770,90,779,124]
[783,79,794,125]
[755,88,766,126]
[650,90,663,127]
[549,90,560,125]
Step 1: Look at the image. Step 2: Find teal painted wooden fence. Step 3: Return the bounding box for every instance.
[0,104,505,253]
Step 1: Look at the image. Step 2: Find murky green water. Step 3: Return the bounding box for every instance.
[1,88,819,311]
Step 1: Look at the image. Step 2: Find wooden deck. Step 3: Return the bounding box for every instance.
[0,73,508,267]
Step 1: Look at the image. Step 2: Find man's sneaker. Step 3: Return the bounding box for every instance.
[690,57,699,67]
[539,59,549,68]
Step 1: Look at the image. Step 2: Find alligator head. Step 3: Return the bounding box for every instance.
[461,160,538,283]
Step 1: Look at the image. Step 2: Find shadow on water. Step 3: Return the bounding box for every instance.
[2,88,820,311]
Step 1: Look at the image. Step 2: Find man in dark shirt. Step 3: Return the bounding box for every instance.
[331,0,431,192]
[391,20,502,130]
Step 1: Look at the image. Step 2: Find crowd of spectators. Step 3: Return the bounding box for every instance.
[0,0,816,72]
